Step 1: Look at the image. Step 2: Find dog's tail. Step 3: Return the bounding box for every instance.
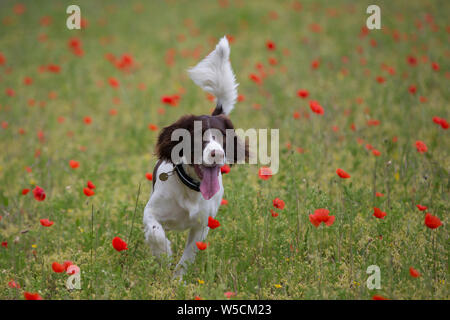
[188,36,238,116]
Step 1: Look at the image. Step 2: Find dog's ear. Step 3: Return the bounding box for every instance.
[217,114,249,165]
[155,115,195,163]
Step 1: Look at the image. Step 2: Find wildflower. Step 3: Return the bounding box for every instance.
[258,167,272,180]
[372,295,388,300]
[33,186,46,201]
[221,199,228,205]
[22,188,30,195]
[375,192,384,197]
[24,292,43,300]
[87,181,96,189]
[373,207,387,219]
[336,168,350,179]
[296,89,309,99]
[112,237,128,251]
[416,204,427,211]
[40,219,54,227]
[52,262,65,273]
[8,280,20,288]
[1,242,7,248]
[145,173,153,181]
[208,216,220,229]
[224,292,236,299]
[220,164,230,174]
[270,209,279,217]
[273,198,285,210]
[409,267,421,278]
[309,208,335,227]
[415,140,427,153]
[372,149,381,157]
[83,188,95,197]
[108,77,119,88]
[196,241,207,250]
[69,160,79,169]
[424,213,442,229]
[309,100,324,114]
[408,85,417,94]
[266,40,276,51]
[148,124,158,131]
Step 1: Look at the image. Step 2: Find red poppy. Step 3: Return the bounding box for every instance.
[336,168,350,179]
[372,295,388,300]
[297,89,309,98]
[112,237,128,251]
[375,192,384,197]
[270,209,279,217]
[431,62,439,71]
[5,88,15,97]
[161,95,179,106]
[309,100,324,115]
[415,140,427,153]
[194,296,202,300]
[409,267,421,278]
[108,77,119,88]
[24,292,43,300]
[148,124,158,131]
[208,216,220,229]
[196,241,207,250]
[258,167,272,180]
[0,52,5,65]
[249,73,262,85]
[311,59,320,69]
[22,188,30,195]
[268,57,277,65]
[8,280,20,288]
[237,94,245,102]
[224,291,236,299]
[69,160,80,169]
[40,218,54,227]
[47,64,61,73]
[309,209,335,227]
[408,85,417,94]
[293,111,300,119]
[373,207,387,219]
[23,76,33,85]
[424,213,442,229]
[87,181,96,189]
[144,173,153,181]
[221,199,228,205]
[52,262,65,273]
[416,204,427,211]
[372,149,381,157]
[83,188,95,197]
[273,198,285,210]
[407,55,417,66]
[32,186,46,201]
[432,117,448,130]
[376,76,385,84]
[1,241,7,248]
[83,116,92,125]
[266,40,276,51]
[220,164,230,174]
[63,261,73,271]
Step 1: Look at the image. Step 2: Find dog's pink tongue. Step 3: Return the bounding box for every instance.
[200,166,220,200]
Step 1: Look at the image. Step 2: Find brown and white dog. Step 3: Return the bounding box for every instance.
[143,36,248,277]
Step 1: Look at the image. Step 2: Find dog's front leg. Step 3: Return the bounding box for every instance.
[173,226,209,278]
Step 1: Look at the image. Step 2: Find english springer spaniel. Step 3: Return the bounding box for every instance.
[143,36,248,277]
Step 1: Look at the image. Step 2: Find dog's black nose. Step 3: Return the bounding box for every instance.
[211,150,216,157]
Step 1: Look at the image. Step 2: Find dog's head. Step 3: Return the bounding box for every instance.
[155,113,249,199]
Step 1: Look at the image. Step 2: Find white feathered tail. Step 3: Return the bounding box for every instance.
[188,36,238,115]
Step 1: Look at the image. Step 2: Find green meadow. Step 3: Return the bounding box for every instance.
[0,0,448,299]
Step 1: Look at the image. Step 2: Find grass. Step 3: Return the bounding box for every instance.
[0,0,448,300]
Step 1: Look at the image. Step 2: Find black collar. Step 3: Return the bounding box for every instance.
[175,164,200,192]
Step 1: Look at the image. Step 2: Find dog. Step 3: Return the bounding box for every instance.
[143,36,248,277]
